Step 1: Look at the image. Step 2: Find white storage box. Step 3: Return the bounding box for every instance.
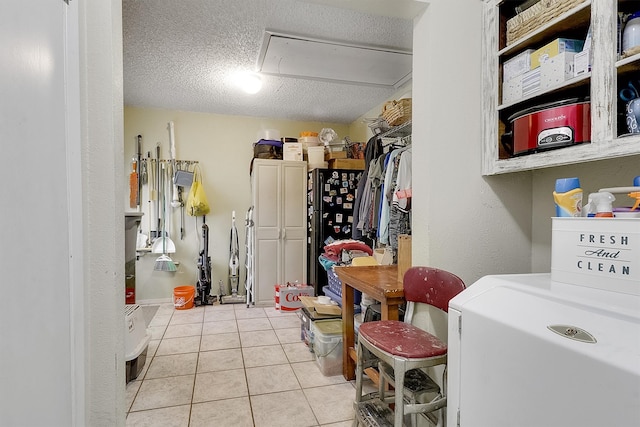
[311,319,343,376]
[503,49,535,82]
[521,68,541,97]
[551,218,640,295]
[574,49,591,77]
[125,304,152,382]
[530,38,584,69]
[540,52,576,90]
[502,75,522,104]
[283,142,303,161]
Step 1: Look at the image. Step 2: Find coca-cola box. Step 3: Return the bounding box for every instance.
[275,283,315,311]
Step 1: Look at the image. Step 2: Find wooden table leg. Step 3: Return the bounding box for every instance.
[380,302,399,321]
[342,281,355,381]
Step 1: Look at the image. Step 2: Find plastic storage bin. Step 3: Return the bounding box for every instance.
[311,319,343,376]
[325,268,362,304]
[125,304,152,382]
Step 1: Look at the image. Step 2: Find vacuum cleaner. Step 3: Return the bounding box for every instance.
[244,207,255,307]
[194,223,215,306]
[220,211,245,304]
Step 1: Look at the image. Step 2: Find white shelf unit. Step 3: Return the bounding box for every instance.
[482,0,640,175]
[250,159,308,305]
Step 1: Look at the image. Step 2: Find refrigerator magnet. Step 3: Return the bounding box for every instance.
[343,202,352,209]
[342,225,351,234]
[336,213,343,223]
[332,171,339,179]
[342,173,348,180]
[347,215,353,223]
[346,194,354,202]
[333,225,341,233]
[340,187,348,194]
[323,196,332,203]
[325,183,330,192]
[336,197,343,205]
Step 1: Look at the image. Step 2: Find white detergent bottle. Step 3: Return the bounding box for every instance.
[590,192,616,218]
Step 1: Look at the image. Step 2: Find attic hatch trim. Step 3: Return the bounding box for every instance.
[257,30,412,89]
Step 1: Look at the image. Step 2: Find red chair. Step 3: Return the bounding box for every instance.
[353,266,466,426]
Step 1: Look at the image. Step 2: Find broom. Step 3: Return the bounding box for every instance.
[155,163,177,272]
[129,158,138,209]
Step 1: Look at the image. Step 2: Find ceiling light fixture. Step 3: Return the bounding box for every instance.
[234,71,263,94]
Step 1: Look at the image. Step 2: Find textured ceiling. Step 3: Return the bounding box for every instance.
[122,0,417,124]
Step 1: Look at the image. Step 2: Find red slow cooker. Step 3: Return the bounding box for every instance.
[502,98,591,156]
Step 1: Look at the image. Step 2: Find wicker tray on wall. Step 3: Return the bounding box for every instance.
[506,0,586,46]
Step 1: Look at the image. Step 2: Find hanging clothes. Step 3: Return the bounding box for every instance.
[378,147,405,245]
[388,148,412,255]
[352,135,381,240]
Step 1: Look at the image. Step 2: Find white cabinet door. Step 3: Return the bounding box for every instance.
[281,162,307,285]
[251,160,307,304]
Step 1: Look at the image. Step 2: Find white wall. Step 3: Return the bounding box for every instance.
[411,0,533,286]
[531,156,640,271]
[1,1,125,426]
[1,2,78,425]
[124,107,351,302]
[82,0,126,425]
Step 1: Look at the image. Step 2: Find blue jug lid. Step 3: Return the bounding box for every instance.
[555,177,581,192]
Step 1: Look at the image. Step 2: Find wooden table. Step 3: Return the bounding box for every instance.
[334,265,404,380]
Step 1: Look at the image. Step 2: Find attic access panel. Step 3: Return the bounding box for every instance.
[258,32,412,88]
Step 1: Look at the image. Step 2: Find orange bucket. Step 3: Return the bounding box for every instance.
[173,286,195,310]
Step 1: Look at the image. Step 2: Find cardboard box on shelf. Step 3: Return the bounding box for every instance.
[503,49,535,82]
[540,52,576,90]
[522,68,541,97]
[574,49,591,77]
[502,75,523,104]
[324,150,347,161]
[328,159,365,170]
[530,38,584,69]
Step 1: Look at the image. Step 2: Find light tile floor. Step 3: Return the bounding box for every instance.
[126,303,373,427]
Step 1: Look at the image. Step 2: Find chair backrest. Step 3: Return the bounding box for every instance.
[402,266,466,313]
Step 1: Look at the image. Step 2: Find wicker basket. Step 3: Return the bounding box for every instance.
[506,0,586,46]
[382,98,412,127]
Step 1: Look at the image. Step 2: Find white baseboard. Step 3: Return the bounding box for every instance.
[135,298,173,305]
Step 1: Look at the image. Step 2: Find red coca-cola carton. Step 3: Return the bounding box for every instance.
[275,282,315,311]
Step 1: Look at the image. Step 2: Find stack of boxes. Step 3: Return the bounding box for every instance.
[502,38,585,105]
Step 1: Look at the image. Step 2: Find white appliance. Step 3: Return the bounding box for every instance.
[447,273,640,427]
[125,304,152,382]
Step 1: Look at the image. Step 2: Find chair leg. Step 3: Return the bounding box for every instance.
[378,361,386,404]
[393,361,406,427]
[355,339,365,403]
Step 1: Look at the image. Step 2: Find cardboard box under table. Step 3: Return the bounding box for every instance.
[551,218,639,296]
